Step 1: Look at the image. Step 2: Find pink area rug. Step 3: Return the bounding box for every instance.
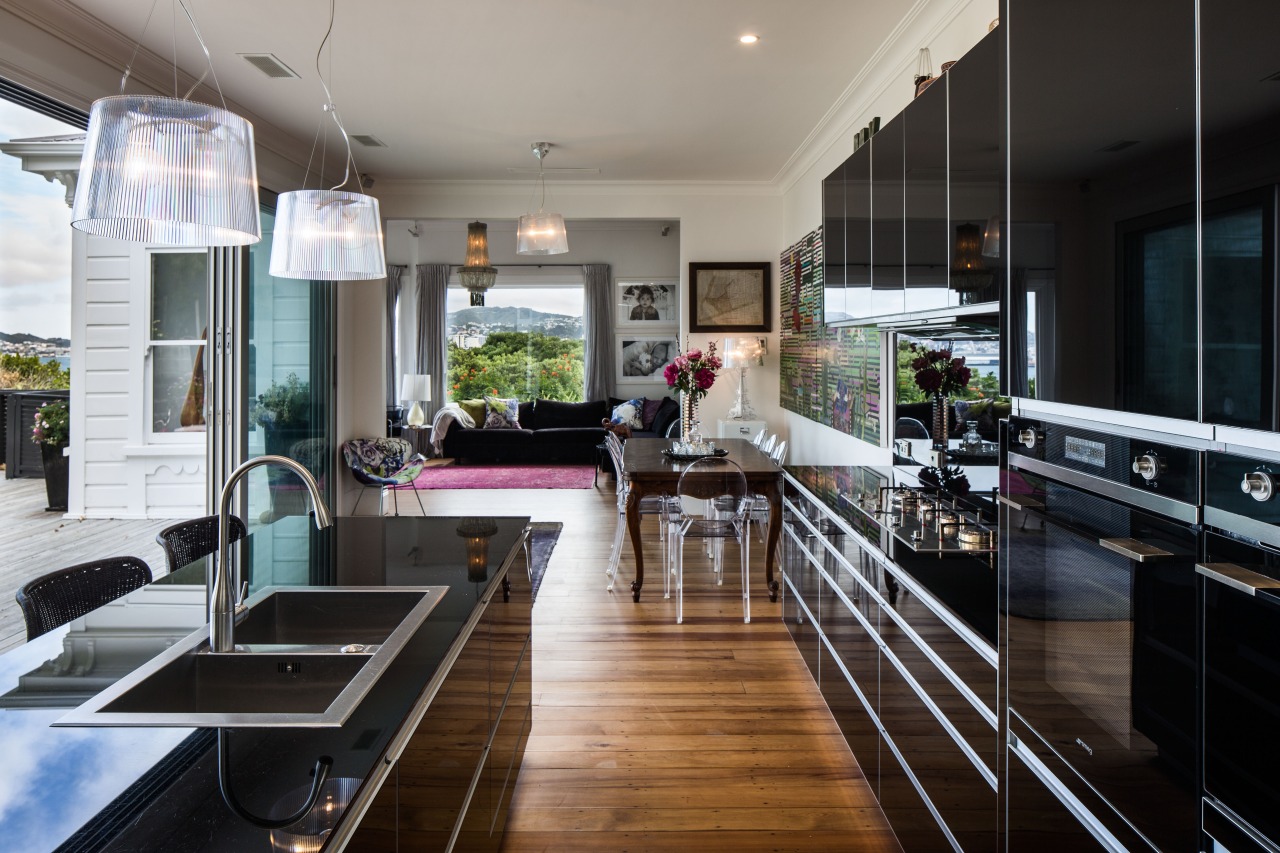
[397,463,597,490]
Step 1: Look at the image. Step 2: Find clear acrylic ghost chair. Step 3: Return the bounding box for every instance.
[603,432,677,592]
[667,457,752,624]
[761,434,778,456]
[751,429,768,448]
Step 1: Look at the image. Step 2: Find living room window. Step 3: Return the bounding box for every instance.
[446,272,585,402]
[147,250,208,439]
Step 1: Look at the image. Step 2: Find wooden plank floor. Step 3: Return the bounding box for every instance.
[405,480,902,852]
[0,477,171,653]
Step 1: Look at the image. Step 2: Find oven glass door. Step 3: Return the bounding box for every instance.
[1003,473,1198,850]
[1202,531,1280,848]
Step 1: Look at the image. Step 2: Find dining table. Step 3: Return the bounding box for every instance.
[621,437,784,603]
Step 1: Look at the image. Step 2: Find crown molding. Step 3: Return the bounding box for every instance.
[774,0,982,194]
[375,178,780,199]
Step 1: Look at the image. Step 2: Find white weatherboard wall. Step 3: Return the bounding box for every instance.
[69,233,205,519]
[779,0,998,465]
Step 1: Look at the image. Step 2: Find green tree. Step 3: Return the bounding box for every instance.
[448,332,585,402]
[0,354,70,390]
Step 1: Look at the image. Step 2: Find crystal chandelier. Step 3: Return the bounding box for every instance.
[516,142,568,255]
[458,221,498,306]
[71,1,260,246]
[269,0,386,280]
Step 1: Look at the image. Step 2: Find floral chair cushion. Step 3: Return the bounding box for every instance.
[483,396,522,429]
[341,437,425,486]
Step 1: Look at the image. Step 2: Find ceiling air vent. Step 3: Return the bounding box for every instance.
[351,135,388,148]
[238,53,299,79]
[1098,139,1139,153]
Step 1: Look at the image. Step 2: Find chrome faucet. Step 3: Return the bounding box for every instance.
[210,454,333,653]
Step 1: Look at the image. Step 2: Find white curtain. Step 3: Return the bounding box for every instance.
[416,264,450,422]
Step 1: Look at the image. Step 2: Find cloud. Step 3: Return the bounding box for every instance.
[0,105,76,338]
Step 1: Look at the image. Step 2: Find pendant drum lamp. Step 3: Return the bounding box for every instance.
[71,3,261,246]
[458,221,498,306]
[270,0,386,280]
[516,142,569,255]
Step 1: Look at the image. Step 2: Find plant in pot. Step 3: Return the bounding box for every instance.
[252,374,311,479]
[31,399,69,511]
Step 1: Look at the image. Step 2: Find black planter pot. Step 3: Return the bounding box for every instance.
[40,442,69,511]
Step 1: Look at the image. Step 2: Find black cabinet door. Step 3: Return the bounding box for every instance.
[904,68,950,314]
[947,29,1002,308]
[1006,0,1196,418]
[823,159,847,324]
[871,116,906,318]
[1200,0,1280,433]
[847,143,873,321]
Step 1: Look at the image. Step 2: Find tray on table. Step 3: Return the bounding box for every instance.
[661,447,729,462]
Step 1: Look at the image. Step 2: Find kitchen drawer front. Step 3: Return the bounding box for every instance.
[818,638,880,796]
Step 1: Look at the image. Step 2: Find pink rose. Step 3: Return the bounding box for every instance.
[663,363,679,385]
[694,368,715,390]
[673,355,689,370]
[686,348,702,361]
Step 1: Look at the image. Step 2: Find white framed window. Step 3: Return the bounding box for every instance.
[147,249,208,441]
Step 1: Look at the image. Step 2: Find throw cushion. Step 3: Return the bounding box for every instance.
[457,398,487,425]
[610,398,645,430]
[483,396,522,429]
[536,398,607,429]
[650,396,680,438]
[640,398,663,430]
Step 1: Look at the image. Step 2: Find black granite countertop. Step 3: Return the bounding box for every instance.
[0,514,529,853]
[783,465,998,647]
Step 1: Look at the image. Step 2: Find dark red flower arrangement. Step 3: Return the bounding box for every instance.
[909,344,971,397]
[918,464,971,497]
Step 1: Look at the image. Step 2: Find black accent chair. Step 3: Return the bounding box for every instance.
[15,557,153,641]
[156,514,248,574]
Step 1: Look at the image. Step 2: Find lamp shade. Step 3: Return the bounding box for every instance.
[270,189,386,280]
[723,337,766,368]
[71,95,261,246]
[399,373,430,402]
[459,221,498,305]
[516,212,569,255]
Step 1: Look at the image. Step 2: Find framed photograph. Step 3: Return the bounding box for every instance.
[617,280,677,327]
[688,261,772,333]
[616,336,679,384]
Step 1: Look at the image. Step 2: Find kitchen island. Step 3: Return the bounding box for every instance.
[0,514,532,852]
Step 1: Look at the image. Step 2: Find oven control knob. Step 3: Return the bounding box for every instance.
[1241,472,1275,502]
[1017,429,1040,449]
[1132,454,1165,482]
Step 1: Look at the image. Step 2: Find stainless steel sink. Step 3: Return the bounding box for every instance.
[55,586,447,728]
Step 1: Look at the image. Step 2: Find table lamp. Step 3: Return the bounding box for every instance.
[723,337,766,419]
[400,374,431,427]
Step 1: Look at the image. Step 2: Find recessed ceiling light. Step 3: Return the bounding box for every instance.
[739,34,759,44]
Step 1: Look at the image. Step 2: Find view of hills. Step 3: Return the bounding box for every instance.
[447,306,582,340]
[0,332,70,347]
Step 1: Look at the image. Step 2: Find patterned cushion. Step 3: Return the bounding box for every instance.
[483,396,522,429]
[610,398,644,430]
[640,398,663,430]
[341,437,417,485]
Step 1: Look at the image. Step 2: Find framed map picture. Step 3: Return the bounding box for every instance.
[688,262,771,332]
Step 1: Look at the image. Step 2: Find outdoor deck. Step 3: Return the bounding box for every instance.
[0,477,171,653]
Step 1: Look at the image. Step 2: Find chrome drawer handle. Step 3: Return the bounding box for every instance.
[1196,562,1280,596]
[1098,537,1175,563]
[997,494,1044,511]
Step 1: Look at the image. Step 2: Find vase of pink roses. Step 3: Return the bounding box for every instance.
[908,343,971,450]
[663,341,722,442]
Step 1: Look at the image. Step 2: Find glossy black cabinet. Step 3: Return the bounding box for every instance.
[871,116,906,318]
[903,68,949,314]
[822,158,847,324]
[1007,0,1198,419]
[1200,0,1280,433]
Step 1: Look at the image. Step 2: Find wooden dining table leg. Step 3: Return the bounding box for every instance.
[765,485,782,602]
[626,486,645,602]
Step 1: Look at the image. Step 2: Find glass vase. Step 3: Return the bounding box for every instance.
[931,393,951,451]
[680,393,700,442]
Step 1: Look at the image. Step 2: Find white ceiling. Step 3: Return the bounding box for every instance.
[65,0,912,184]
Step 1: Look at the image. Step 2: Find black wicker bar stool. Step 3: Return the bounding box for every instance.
[15,557,153,641]
[155,514,248,574]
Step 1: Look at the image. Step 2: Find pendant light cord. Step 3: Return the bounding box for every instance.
[116,0,229,111]
[303,0,365,194]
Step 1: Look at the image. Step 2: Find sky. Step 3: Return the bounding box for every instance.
[0,99,80,340]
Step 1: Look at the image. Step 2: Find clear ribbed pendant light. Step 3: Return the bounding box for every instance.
[269,0,386,280]
[516,142,569,255]
[71,1,260,246]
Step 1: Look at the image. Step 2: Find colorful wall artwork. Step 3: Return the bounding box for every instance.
[779,227,881,445]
